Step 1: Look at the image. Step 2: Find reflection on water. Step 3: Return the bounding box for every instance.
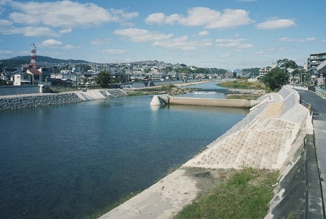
[0,94,246,219]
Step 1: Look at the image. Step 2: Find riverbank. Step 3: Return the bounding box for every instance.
[0,89,126,111]
[99,86,312,219]
[0,92,82,111]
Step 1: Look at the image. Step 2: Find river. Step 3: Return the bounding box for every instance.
[0,85,248,218]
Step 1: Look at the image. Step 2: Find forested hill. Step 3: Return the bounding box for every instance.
[241,68,260,78]
[1,56,89,68]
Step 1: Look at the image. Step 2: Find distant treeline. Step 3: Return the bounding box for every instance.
[1,56,89,68]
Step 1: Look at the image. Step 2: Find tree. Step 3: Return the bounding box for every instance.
[276,58,298,72]
[95,70,111,88]
[261,67,289,91]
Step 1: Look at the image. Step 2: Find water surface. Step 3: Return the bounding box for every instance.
[0,95,247,218]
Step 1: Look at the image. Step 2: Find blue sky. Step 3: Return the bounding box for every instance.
[0,0,325,69]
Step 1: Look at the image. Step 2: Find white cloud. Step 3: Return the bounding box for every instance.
[114,28,211,51]
[146,7,253,29]
[153,36,211,51]
[279,37,316,42]
[145,13,166,25]
[40,39,77,49]
[8,0,137,28]
[0,17,58,37]
[109,8,138,21]
[114,28,173,42]
[59,28,72,34]
[41,39,62,47]
[91,38,111,45]
[306,37,316,42]
[0,1,138,37]
[198,31,209,36]
[220,53,231,58]
[238,43,253,49]
[0,18,11,26]
[102,49,126,55]
[0,0,12,5]
[216,38,253,49]
[0,49,13,55]
[256,18,295,30]
[5,26,58,37]
[255,47,285,56]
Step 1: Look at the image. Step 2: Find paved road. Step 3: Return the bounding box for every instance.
[297,89,326,217]
[297,89,326,120]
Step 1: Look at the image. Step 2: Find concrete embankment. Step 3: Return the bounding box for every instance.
[0,89,126,111]
[100,86,315,219]
[167,96,256,108]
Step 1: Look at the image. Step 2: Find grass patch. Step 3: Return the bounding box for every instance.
[219,79,266,90]
[174,168,278,219]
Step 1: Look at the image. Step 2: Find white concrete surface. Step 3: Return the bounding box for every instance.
[99,87,310,219]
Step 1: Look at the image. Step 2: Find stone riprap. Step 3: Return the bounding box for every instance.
[106,89,127,97]
[0,89,127,112]
[0,93,82,111]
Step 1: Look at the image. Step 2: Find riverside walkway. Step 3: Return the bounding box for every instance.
[99,86,314,219]
[296,88,326,217]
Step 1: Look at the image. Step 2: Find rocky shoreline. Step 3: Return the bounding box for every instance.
[0,89,128,112]
[0,93,82,111]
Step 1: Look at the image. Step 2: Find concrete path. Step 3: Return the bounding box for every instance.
[297,89,326,217]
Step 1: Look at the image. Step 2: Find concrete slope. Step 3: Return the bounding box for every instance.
[80,89,106,100]
[74,89,107,101]
[99,86,310,219]
[183,90,308,172]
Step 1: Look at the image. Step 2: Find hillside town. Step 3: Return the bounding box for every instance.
[0,44,326,91]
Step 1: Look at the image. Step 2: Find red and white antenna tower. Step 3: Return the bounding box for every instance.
[30,43,37,69]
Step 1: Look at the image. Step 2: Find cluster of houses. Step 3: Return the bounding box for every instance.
[256,53,326,87]
[1,45,326,89]
[0,59,226,88]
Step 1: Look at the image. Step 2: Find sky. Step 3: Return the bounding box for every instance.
[0,0,325,70]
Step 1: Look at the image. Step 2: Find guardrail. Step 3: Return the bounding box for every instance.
[315,87,326,99]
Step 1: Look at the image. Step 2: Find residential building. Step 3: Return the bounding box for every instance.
[307,52,326,71]
[258,66,272,78]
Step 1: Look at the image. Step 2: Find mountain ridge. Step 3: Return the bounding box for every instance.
[1,56,89,68]
[9,55,89,63]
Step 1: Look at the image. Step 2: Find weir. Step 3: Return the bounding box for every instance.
[150,94,257,108]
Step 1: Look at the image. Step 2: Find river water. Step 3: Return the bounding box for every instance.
[0,85,248,218]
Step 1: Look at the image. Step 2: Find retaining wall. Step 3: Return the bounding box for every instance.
[0,89,128,112]
[0,93,82,111]
[0,86,39,95]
